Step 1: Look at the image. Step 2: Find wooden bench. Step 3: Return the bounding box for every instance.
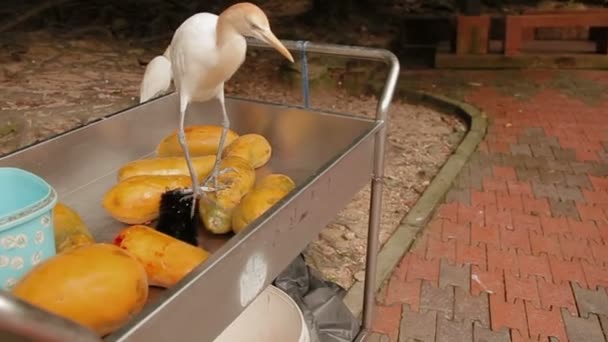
[505,10,608,56]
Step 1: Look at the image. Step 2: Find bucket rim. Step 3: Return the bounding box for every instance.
[0,167,58,232]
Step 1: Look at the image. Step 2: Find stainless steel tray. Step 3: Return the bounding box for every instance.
[0,41,399,342]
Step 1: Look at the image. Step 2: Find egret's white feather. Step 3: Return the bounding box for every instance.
[170,12,246,102]
[139,55,173,103]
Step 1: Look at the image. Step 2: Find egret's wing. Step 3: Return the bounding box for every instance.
[170,13,220,96]
[139,55,173,103]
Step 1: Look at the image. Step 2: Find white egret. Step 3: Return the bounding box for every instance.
[140,2,294,216]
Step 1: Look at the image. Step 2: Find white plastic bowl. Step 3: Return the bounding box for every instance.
[214,285,310,342]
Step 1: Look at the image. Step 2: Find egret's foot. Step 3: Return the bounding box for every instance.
[177,187,202,202]
[199,167,237,191]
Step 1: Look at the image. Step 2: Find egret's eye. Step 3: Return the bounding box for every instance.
[250,23,262,31]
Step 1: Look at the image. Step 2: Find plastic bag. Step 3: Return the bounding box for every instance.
[273,254,360,342]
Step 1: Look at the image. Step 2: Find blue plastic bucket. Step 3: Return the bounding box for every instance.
[0,167,57,290]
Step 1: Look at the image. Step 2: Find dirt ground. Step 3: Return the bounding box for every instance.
[0,3,467,289]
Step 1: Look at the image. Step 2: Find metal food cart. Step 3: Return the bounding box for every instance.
[0,41,400,342]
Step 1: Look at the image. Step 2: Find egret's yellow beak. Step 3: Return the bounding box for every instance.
[260,30,294,63]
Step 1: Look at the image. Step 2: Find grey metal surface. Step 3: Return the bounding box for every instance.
[0,41,399,342]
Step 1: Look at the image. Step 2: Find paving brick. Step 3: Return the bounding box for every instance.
[457,241,486,266]
[511,144,533,156]
[517,168,541,182]
[437,202,459,222]
[549,199,580,220]
[454,287,490,327]
[552,146,577,161]
[599,314,608,342]
[516,252,553,283]
[483,178,508,193]
[566,173,593,190]
[532,144,555,159]
[406,255,440,285]
[538,279,577,316]
[427,219,444,239]
[568,219,602,243]
[590,175,608,191]
[512,212,542,232]
[530,232,562,258]
[427,237,457,263]
[458,204,486,226]
[599,222,608,245]
[488,248,520,276]
[577,149,600,162]
[532,182,559,199]
[524,127,545,136]
[539,169,566,185]
[507,180,534,196]
[489,295,528,334]
[439,258,471,292]
[473,321,510,342]
[577,203,608,222]
[592,243,608,266]
[436,316,473,342]
[523,196,552,216]
[583,190,608,205]
[560,236,595,263]
[556,185,585,202]
[446,187,472,206]
[472,190,497,208]
[500,225,532,254]
[542,136,561,148]
[372,304,402,342]
[561,308,606,342]
[471,223,500,248]
[505,271,540,306]
[485,205,514,230]
[366,332,390,342]
[572,283,608,318]
[582,262,608,290]
[472,266,505,296]
[526,156,550,170]
[590,164,608,177]
[540,216,570,237]
[502,154,527,168]
[487,141,511,154]
[509,330,537,342]
[493,166,517,180]
[570,161,594,174]
[385,277,422,311]
[399,304,437,342]
[548,255,588,287]
[496,193,524,212]
[419,280,454,319]
[526,304,568,341]
[442,221,471,244]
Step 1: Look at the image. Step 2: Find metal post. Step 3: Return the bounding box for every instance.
[360,51,400,335]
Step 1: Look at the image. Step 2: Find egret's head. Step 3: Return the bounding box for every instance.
[224,2,294,63]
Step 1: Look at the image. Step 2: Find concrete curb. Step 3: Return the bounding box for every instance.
[343,90,488,317]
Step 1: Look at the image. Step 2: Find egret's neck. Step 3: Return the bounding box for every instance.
[216,13,241,49]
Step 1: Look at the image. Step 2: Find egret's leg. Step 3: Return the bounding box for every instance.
[200,92,230,190]
[177,96,202,217]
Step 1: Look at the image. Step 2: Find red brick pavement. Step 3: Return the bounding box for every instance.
[372,74,608,341]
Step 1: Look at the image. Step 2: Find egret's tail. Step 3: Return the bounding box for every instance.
[139,49,173,103]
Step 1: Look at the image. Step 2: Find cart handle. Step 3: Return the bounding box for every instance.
[246,38,401,125]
